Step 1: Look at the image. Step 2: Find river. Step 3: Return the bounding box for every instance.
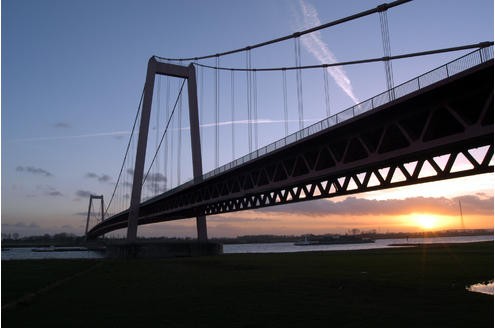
[223,234,494,253]
[1,235,492,260]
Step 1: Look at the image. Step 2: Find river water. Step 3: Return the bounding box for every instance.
[1,235,492,260]
[223,235,494,253]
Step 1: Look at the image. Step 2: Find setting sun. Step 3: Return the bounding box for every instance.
[414,214,439,230]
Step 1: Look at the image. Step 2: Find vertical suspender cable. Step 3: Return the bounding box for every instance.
[133,110,138,191]
[294,37,304,130]
[169,88,175,187]
[121,158,125,210]
[253,69,258,151]
[177,61,186,185]
[215,56,220,168]
[231,69,235,160]
[199,65,204,162]
[105,86,144,217]
[379,7,394,99]
[131,107,138,202]
[177,91,182,185]
[246,49,252,153]
[127,142,132,209]
[155,76,161,195]
[323,67,331,117]
[164,76,170,191]
[143,78,186,191]
[282,69,288,136]
[128,126,133,206]
[118,171,122,211]
[121,155,125,212]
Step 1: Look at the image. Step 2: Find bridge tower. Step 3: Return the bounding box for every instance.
[127,57,206,242]
[85,195,104,236]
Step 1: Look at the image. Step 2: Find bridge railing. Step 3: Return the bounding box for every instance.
[200,46,493,181]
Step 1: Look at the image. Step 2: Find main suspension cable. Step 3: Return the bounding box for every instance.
[155,0,412,62]
[192,42,493,72]
[105,88,144,217]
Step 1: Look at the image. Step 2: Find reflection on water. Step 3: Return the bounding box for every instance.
[466,281,494,295]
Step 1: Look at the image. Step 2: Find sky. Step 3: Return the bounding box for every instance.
[2,0,494,238]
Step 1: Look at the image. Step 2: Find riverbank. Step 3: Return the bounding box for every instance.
[2,242,493,327]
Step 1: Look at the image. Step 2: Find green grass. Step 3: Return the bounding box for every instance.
[1,259,98,305]
[2,242,493,327]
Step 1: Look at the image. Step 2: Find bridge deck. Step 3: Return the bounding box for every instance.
[87,59,493,239]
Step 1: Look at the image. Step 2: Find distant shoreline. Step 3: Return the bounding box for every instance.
[1,229,492,248]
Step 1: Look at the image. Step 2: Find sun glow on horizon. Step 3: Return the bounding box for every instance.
[412,214,440,230]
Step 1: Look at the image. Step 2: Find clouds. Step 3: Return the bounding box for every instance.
[1,221,83,237]
[46,190,63,197]
[85,172,112,183]
[53,122,70,128]
[141,172,168,195]
[74,211,102,217]
[76,190,94,198]
[257,194,493,217]
[146,172,166,182]
[15,184,63,198]
[7,131,131,143]
[296,0,360,104]
[98,175,112,183]
[199,193,493,236]
[16,166,53,177]
[1,222,42,238]
[2,222,40,229]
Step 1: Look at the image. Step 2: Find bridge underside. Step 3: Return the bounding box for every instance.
[87,60,493,239]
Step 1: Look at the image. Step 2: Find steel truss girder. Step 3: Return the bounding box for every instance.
[87,60,493,238]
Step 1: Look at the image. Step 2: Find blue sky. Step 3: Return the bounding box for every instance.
[2,0,494,238]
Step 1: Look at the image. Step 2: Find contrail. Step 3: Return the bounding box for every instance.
[199,118,315,128]
[297,0,360,104]
[9,118,323,142]
[174,118,319,131]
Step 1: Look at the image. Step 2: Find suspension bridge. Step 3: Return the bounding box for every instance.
[86,0,494,241]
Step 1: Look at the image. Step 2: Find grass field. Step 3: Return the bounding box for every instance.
[2,242,493,327]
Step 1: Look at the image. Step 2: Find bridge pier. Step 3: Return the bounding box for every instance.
[196,215,208,242]
[127,57,207,242]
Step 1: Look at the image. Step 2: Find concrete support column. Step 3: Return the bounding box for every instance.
[127,58,156,242]
[187,64,208,242]
[127,58,207,242]
[85,195,104,238]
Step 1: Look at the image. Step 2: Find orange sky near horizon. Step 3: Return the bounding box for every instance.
[133,210,493,239]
